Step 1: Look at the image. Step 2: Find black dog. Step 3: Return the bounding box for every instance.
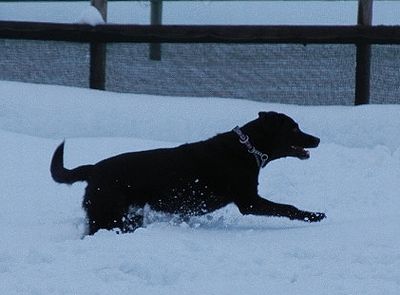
[51,112,326,235]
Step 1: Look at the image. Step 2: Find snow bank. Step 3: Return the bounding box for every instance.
[1,81,399,150]
[0,81,399,295]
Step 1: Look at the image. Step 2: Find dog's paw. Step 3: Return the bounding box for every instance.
[287,209,326,223]
[303,212,326,223]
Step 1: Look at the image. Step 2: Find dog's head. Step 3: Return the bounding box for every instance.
[244,112,320,161]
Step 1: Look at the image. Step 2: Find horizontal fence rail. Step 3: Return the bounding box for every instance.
[1,21,400,105]
[1,22,400,44]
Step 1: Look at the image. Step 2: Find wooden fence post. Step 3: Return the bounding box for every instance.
[150,0,163,60]
[90,0,107,90]
[355,0,373,105]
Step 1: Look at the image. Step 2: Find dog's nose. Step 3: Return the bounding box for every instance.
[313,137,320,147]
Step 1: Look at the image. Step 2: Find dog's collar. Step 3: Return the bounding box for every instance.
[232,126,269,169]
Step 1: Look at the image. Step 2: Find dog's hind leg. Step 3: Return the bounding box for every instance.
[84,203,127,235]
[82,187,131,235]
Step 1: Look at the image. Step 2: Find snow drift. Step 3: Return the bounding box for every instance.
[0,81,399,294]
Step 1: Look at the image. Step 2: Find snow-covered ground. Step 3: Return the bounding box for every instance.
[0,80,399,294]
[0,1,399,25]
[1,1,400,293]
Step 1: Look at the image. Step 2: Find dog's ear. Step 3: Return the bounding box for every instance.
[258,111,287,131]
[258,112,267,119]
[258,111,279,120]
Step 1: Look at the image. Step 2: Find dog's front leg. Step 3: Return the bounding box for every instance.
[236,196,326,223]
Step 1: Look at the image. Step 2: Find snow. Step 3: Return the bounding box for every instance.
[78,5,105,26]
[0,80,399,294]
[0,1,399,25]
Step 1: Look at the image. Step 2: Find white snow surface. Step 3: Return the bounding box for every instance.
[0,80,399,294]
[78,5,106,26]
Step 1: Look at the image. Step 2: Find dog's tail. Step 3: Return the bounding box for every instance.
[50,141,93,184]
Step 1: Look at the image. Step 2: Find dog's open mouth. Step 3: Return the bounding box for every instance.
[291,146,310,160]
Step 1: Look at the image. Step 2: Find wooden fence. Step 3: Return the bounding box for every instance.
[0,0,400,105]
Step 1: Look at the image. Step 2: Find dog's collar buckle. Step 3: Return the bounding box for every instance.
[233,126,269,169]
